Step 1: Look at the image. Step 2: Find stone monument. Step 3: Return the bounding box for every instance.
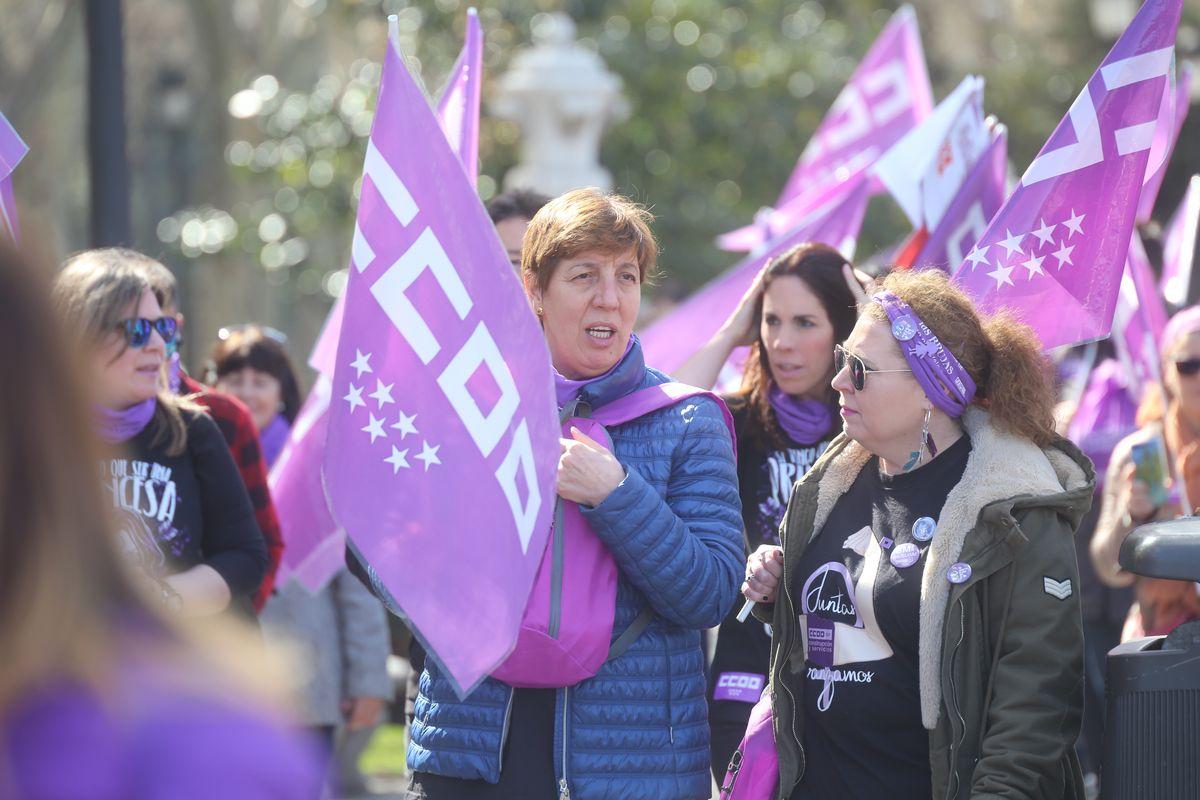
[491,13,628,196]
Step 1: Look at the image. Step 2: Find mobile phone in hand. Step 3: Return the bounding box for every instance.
[1130,437,1170,507]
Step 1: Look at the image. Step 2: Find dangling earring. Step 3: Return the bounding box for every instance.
[903,407,934,472]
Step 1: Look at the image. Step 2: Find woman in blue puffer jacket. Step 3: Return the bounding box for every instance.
[400,188,744,800]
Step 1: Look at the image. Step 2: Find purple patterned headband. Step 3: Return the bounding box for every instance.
[872,291,977,418]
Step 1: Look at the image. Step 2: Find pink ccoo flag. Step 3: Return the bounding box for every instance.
[0,109,28,243]
[718,5,931,252]
[435,8,482,189]
[273,13,488,594]
[324,36,558,696]
[269,377,345,591]
[1161,174,1200,308]
[952,0,1183,351]
[641,177,871,375]
[1137,60,1192,223]
[1113,235,1169,392]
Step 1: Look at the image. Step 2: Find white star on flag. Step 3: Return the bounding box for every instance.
[988,262,1016,288]
[370,379,395,409]
[391,410,418,439]
[1063,210,1085,239]
[350,349,373,379]
[1021,253,1046,280]
[384,446,410,474]
[1031,219,1056,248]
[344,383,365,413]
[1051,241,1075,269]
[964,244,989,270]
[416,441,442,471]
[362,413,387,443]
[997,229,1025,259]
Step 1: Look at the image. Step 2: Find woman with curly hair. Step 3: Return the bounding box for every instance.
[744,269,1093,799]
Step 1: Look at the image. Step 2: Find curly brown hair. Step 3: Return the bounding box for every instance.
[862,269,1057,446]
[736,242,859,452]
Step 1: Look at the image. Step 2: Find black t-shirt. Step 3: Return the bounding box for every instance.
[789,434,971,800]
[709,398,834,718]
[101,408,267,608]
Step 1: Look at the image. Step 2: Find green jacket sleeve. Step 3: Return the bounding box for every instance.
[969,506,1085,799]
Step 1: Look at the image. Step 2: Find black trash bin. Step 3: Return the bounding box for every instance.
[1101,519,1200,800]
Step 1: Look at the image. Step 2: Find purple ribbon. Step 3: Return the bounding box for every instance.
[93,398,156,444]
[872,291,976,417]
[768,385,834,444]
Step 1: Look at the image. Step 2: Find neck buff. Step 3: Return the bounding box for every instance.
[872,291,977,417]
[259,413,292,469]
[94,398,157,444]
[553,334,636,408]
[768,384,834,444]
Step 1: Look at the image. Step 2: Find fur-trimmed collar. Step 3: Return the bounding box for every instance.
[802,408,1091,728]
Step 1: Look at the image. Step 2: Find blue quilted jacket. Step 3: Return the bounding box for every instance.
[404,340,743,799]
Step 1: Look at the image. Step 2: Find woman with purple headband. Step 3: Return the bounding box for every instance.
[742,270,1093,800]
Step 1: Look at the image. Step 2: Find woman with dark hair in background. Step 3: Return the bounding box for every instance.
[52,249,267,618]
[674,243,862,780]
[210,326,391,790]
[0,242,321,798]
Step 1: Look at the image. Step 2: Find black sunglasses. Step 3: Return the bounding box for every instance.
[120,317,178,349]
[834,344,911,392]
[1175,358,1200,377]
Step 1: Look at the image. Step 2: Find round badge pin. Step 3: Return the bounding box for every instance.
[890,542,921,569]
[947,562,972,584]
[912,517,936,542]
[891,316,918,342]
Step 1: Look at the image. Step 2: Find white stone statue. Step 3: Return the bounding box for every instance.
[491,13,629,196]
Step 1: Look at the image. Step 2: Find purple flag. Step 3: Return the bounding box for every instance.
[1162,174,1200,307]
[1113,235,1169,391]
[1137,60,1192,223]
[324,39,558,696]
[435,8,482,189]
[642,177,871,375]
[269,378,346,591]
[0,109,28,243]
[951,0,1182,350]
[903,126,1009,272]
[1067,358,1139,483]
[277,18,489,593]
[717,5,931,252]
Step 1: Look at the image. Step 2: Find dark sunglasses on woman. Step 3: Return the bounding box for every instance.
[834,344,911,392]
[121,317,178,348]
[1175,358,1200,377]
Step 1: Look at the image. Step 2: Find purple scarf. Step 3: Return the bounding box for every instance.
[553,335,636,408]
[94,398,157,444]
[768,385,834,444]
[259,413,291,469]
